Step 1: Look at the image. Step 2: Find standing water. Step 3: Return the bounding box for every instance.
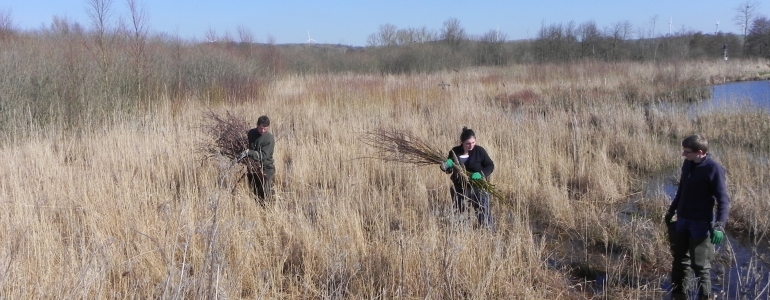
[707,80,770,299]
[644,79,770,297]
[708,80,770,109]
[648,169,770,299]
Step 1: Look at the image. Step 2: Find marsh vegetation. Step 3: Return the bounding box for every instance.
[2,12,770,298]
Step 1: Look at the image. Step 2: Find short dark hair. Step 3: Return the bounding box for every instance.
[460,126,475,142]
[682,134,708,153]
[257,115,270,127]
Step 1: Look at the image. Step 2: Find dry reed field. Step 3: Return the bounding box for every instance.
[2,59,770,299]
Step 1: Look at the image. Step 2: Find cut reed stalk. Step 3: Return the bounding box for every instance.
[362,129,506,205]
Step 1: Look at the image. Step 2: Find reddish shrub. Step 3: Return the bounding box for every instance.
[493,89,539,108]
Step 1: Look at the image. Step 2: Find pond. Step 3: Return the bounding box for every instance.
[707,80,770,297]
[707,80,770,110]
[650,80,770,121]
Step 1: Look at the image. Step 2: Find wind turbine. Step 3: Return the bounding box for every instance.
[715,21,719,34]
[669,17,672,35]
[305,31,316,44]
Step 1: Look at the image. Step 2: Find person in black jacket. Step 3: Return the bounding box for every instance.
[665,134,730,300]
[440,127,495,228]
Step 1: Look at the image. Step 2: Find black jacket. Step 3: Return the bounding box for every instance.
[668,155,730,224]
[443,145,495,192]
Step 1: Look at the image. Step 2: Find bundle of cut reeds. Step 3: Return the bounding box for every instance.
[201,110,261,172]
[361,129,505,203]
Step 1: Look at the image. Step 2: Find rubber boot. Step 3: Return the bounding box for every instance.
[672,293,688,300]
[669,222,692,296]
[690,236,714,299]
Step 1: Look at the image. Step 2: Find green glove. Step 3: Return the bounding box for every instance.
[711,229,724,244]
[471,172,482,180]
[440,159,454,171]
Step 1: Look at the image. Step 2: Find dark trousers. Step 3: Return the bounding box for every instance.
[669,218,714,299]
[247,172,273,206]
[451,186,492,228]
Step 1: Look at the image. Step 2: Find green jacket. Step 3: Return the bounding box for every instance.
[246,129,275,177]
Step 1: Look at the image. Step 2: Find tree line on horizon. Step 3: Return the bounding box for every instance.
[1,3,768,72]
[0,1,768,134]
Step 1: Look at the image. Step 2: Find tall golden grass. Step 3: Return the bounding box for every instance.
[1,59,769,298]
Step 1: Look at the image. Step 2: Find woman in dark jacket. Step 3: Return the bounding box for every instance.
[440,127,495,227]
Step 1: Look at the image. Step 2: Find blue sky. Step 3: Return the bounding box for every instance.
[4,1,768,46]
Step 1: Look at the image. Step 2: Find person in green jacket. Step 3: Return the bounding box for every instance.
[244,115,275,205]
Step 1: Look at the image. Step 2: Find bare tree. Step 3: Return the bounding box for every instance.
[204,26,217,42]
[634,15,661,61]
[649,15,659,38]
[237,25,254,44]
[0,9,13,41]
[86,0,115,88]
[535,21,573,62]
[735,1,761,36]
[49,15,85,36]
[220,30,234,44]
[367,24,437,46]
[365,33,377,47]
[126,0,148,40]
[168,31,185,101]
[564,21,578,60]
[366,23,397,47]
[378,23,397,46]
[612,21,633,40]
[126,0,149,100]
[440,17,466,49]
[578,21,601,57]
[260,35,286,77]
[475,28,508,65]
[395,28,416,45]
[414,26,437,43]
[578,21,600,42]
[51,15,71,34]
[606,21,633,60]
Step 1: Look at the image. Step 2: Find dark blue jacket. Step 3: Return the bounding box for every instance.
[668,155,730,224]
[443,145,495,192]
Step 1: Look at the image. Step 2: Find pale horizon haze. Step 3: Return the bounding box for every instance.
[3,0,768,46]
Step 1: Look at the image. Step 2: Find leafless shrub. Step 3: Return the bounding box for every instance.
[493,89,539,109]
[0,9,15,42]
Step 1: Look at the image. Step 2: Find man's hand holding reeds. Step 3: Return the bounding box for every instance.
[471,172,482,180]
[237,150,249,161]
[664,212,675,224]
[440,159,454,171]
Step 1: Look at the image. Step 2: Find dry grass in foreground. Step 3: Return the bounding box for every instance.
[1,60,769,299]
